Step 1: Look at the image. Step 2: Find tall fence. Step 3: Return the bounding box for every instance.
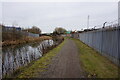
[21,31,39,37]
[78,27,120,66]
[2,27,39,41]
[3,28,39,37]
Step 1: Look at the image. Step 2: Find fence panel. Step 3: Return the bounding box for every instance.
[78,28,120,66]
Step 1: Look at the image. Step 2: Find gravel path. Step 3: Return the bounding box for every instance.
[39,39,86,78]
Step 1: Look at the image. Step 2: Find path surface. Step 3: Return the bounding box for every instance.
[39,39,86,78]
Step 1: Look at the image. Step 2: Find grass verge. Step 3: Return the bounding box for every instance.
[72,38,119,78]
[12,39,66,78]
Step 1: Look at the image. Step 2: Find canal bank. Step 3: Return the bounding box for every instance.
[14,39,65,78]
[2,36,64,78]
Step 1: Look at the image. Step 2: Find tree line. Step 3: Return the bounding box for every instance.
[23,26,41,34]
[1,23,67,42]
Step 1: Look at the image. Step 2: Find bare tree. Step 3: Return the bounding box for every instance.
[23,26,41,34]
[53,27,66,35]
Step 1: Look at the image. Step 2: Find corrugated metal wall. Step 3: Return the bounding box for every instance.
[78,28,120,66]
[20,31,39,37]
[3,28,39,38]
[27,32,39,37]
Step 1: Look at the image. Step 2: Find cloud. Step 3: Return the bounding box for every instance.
[2,2,118,33]
[1,0,119,2]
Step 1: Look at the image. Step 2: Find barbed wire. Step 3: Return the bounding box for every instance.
[93,19,118,29]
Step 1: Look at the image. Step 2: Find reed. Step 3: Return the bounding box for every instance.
[2,36,52,47]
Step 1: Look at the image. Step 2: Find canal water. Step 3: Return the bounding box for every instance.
[2,40,54,78]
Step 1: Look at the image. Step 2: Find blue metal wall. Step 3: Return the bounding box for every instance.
[79,28,120,66]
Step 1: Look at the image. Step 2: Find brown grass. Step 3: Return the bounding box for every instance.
[2,36,52,47]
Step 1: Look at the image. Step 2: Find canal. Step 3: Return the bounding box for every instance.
[2,39,56,78]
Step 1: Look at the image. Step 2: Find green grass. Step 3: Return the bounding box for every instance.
[14,39,66,78]
[72,38,119,78]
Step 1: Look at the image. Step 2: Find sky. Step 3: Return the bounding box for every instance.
[118,1,120,26]
[0,0,119,33]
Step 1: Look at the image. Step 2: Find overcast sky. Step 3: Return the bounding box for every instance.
[1,1,118,33]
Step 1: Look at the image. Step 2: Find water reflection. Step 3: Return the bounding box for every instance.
[2,40,54,77]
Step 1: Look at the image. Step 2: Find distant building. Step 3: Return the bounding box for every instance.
[39,33,51,36]
[65,31,71,37]
[3,26,21,31]
[71,31,79,39]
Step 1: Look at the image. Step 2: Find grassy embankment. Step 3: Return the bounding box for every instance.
[72,38,119,78]
[11,38,66,78]
[2,36,52,46]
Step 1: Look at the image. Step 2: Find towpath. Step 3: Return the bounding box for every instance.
[39,39,86,78]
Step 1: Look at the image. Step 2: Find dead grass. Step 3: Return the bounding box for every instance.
[2,36,52,46]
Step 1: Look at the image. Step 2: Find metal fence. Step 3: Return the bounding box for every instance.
[21,31,39,37]
[78,27,120,66]
[3,28,39,37]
